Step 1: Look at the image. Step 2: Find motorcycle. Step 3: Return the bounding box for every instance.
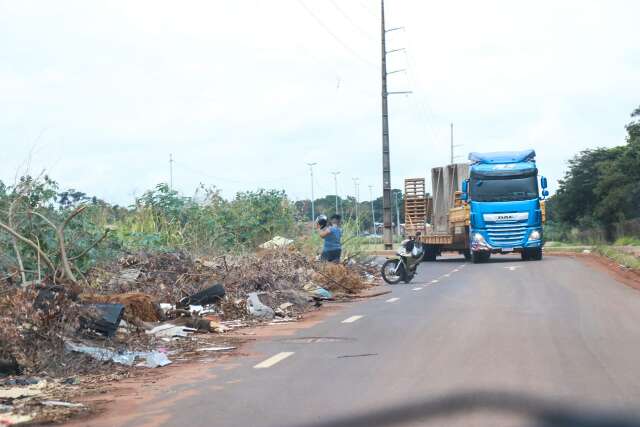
[381,236,425,284]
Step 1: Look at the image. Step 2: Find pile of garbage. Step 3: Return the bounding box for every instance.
[1,247,378,377]
[0,246,379,423]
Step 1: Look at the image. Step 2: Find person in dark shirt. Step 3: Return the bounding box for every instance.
[318,214,342,263]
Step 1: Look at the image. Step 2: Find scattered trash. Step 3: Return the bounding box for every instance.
[177,283,225,309]
[3,378,38,386]
[0,413,33,425]
[41,400,84,408]
[107,268,141,286]
[259,236,294,249]
[79,303,125,337]
[303,283,332,300]
[65,342,172,367]
[269,318,297,324]
[83,293,161,322]
[146,324,196,338]
[196,346,236,352]
[278,302,293,311]
[0,381,46,399]
[62,377,80,385]
[583,249,591,254]
[247,292,275,319]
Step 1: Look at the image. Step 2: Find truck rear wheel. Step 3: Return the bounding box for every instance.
[423,245,438,262]
[463,249,472,261]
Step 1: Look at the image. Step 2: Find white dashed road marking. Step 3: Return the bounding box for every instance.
[504,266,521,271]
[342,315,364,323]
[431,280,439,284]
[443,274,450,277]
[254,352,294,369]
[412,287,423,291]
[452,269,459,272]
[386,297,400,303]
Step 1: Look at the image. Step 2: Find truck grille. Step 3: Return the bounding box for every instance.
[486,222,527,246]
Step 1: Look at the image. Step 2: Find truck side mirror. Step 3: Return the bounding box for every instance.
[461,180,468,201]
[541,176,548,189]
[542,189,549,198]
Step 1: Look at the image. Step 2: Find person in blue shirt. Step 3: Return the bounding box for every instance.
[317,214,342,263]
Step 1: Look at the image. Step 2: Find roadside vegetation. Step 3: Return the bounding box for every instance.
[545,105,640,269]
[546,105,640,244]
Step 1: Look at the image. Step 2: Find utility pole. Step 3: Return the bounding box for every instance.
[369,185,376,234]
[169,154,174,191]
[353,178,360,234]
[450,122,462,164]
[307,162,317,221]
[331,171,340,215]
[381,0,410,249]
[394,191,401,236]
[450,123,454,165]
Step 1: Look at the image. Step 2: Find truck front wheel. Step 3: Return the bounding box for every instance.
[530,248,543,261]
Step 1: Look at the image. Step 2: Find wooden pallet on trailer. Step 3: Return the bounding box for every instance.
[404,178,427,236]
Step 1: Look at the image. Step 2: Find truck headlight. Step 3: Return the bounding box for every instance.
[473,233,485,243]
[529,230,541,240]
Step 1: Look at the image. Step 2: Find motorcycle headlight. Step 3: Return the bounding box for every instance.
[473,233,485,243]
[529,230,541,240]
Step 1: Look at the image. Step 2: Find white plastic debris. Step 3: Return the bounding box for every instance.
[247,292,275,319]
[146,324,197,338]
[259,236,294,249]
[65,342,172,368]
[196,346,236,352]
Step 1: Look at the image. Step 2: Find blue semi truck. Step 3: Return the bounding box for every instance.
[462,149,548,263]
[405,149,548,263]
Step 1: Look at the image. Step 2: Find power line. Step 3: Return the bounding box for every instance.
[329,0,376,42]
[172,161,292,187]
[297,0,376,67]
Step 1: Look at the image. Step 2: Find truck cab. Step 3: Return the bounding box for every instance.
[462,150,548,263]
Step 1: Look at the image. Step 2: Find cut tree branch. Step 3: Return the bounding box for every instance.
[30,210,78,284]
[0,221,57,274]
[69,228,110,261]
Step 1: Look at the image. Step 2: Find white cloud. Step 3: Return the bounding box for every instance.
[0,0,638,203]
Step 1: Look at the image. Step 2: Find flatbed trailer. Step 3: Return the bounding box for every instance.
[404,177,471,261]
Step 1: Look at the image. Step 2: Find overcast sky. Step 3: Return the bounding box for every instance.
[1,0,638,204]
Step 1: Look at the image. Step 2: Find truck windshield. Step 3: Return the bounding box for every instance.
[470,175,538,202]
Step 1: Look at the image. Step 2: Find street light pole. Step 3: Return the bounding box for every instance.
[353,178,360,234]
[369,185,376,234]
[331,171,340,215]
[307,162,317,221]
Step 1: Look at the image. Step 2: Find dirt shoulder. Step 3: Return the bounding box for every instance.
[547,251,640,292]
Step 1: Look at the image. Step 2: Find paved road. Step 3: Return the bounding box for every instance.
[88,255,640,427]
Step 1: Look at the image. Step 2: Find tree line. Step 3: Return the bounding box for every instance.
[547,105,640,242]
